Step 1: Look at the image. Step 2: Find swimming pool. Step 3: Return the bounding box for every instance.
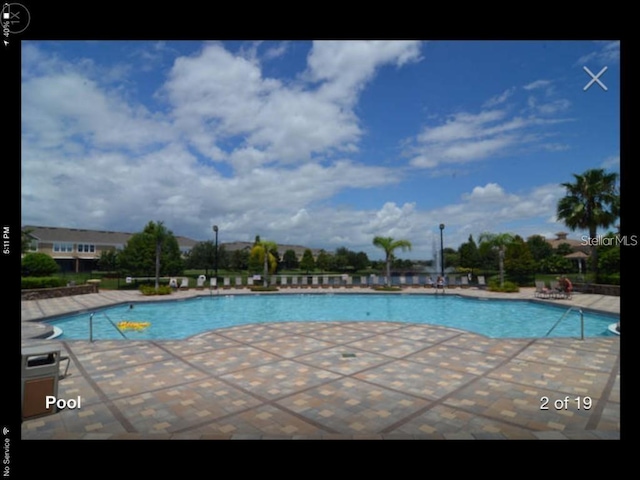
[47,293,618,340]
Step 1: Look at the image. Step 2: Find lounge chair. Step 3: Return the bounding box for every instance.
[235,276,243,288]
[322,275,330,288]
[534,280,551,298]
[477,276,486,289]
[412,276,421,288]
[550,279,572,299]
[290,276,298,288]
[311,276,319,288]
[460,276,469,288]
[210,277,217,289]
[179,277,189,289]
[360,276,368,287]
[223,277,230,288]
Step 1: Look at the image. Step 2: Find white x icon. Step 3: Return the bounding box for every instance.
[583,66,608,91]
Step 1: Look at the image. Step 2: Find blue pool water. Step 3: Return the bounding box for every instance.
[47,293,618,340]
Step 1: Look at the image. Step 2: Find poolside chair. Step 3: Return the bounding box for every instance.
[235,276,243,288]
[412,276,420,288]
[247,276,254,286]
[460,276,469,288]
[534,280,551,298]
[548,280,564,299]
[477,276,487,289]
[300,276,309,288]
[291,276,298,288]
[223,277,231,288]
[311,276,319,288]
[360,276,368,288]
[322,275,330,288]
[210,277,217,289]
[179,277,189,289]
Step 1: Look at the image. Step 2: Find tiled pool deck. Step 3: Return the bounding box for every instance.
[21,287,620,440]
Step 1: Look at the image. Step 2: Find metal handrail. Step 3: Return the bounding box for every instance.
[89,312,128,342]
[545,307,584,339]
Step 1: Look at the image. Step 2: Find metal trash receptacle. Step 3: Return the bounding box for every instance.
[21,346,61,420]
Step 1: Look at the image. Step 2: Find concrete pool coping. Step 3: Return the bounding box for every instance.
[19,287,621,440]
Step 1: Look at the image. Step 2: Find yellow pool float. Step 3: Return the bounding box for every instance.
[117,321,151,331]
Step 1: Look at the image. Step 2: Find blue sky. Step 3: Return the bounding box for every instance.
[21,40,620,260]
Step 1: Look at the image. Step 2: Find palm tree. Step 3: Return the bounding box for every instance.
[372,236,412,287]
[151,221,169,291]
[557,168,619,277]
[250,239,278,287]
[478,232,514,288]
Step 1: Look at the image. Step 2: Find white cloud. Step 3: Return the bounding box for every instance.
[601,155,620,170]
[483,87,516,107]
[523,79,552,91]
[576,40,620,66]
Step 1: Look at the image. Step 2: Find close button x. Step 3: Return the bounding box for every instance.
[583,66,608,91]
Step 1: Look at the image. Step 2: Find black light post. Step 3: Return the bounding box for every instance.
[439,224,445,278]
[213,225,218,289]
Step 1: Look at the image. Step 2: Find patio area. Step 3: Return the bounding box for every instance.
[21,288,620,439]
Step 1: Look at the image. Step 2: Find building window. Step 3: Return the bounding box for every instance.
[28,240,38,252]
[77,244,95,253]
[53,243,74,253]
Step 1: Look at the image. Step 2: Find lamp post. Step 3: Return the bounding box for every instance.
[439,224,445,278]
[213,225,218,289]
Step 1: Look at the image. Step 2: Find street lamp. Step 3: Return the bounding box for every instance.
[213,225,218,289]
[439,224,445,278]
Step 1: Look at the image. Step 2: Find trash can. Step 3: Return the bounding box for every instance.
[21,346,62,420]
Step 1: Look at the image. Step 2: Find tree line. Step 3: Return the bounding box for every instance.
[21,168,620,288]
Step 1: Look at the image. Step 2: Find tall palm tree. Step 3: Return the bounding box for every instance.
[372,236,412,287]
[557,168,619,277]
[478,232,514,287]
[151,221,169,291]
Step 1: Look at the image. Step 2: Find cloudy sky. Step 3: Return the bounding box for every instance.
[21,40,620,260]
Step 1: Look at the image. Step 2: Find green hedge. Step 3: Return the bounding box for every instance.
[21,277,67,289]
[139,285,173,295]
[249,286,279,292]
[487,279,520,292]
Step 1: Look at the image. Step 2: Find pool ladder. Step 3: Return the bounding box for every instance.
[89,312,128,342]
[545,307,584,340]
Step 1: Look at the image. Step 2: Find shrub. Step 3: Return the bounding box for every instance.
[372,286,402,292]
[21,277,67,289]
[249,286,279,292]
[596,273,620,285]
[487,279,520,292]
[21,253,59,277]
[140,285,173,295]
